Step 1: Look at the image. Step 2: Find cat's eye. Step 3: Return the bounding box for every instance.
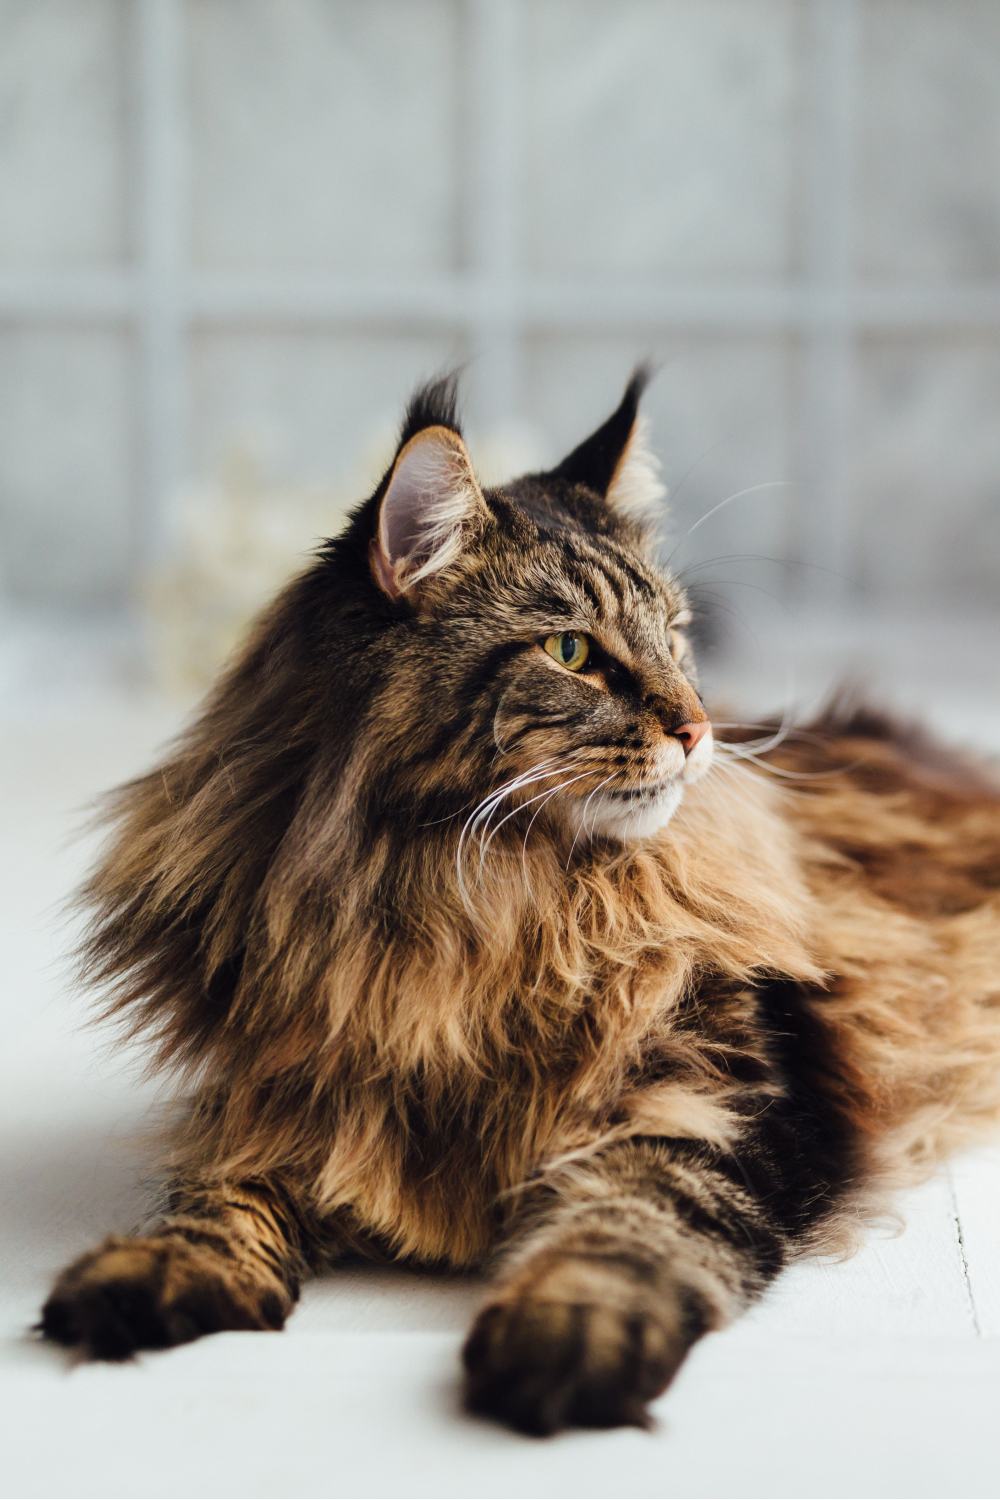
[543,631,591,672]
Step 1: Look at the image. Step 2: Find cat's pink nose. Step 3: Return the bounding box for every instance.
[672,720,711,757]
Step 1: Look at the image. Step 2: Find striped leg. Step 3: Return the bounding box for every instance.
[41,1179,315,1359]
[463,1137,785,1434]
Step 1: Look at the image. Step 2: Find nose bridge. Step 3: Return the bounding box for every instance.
[641,664,706,734]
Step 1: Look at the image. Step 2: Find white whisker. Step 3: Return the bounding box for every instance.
[472,753,585,848]
[664,482,791,569]
[519,772,595,869]
[481,767,594,866]
[714,744,862,782]
[455,757,561,909]
[714,721,838,752]
[566,773,618,866]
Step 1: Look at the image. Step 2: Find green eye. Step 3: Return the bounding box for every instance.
[543,631,590,672]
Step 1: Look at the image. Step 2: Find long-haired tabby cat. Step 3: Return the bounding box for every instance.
[42,372,1000,1434]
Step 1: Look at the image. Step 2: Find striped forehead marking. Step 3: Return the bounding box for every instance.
[526,535,675,671]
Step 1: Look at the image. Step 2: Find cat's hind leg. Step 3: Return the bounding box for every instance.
[40,1178,315,1358]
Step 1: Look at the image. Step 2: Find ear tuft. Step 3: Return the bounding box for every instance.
[397,372,463,449]
[371,425,486,599]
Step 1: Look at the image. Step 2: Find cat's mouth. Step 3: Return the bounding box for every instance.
[605,778,676,805]
[565,733,714,843]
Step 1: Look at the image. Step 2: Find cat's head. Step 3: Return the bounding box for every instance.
[322,369,712,846]
[81,370,715,1065]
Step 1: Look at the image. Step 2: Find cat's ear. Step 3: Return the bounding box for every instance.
[551,367,665,521]
[371,423,487,600]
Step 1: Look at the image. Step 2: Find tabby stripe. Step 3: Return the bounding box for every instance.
[497,712,583,752]
[611,553,657,599]
[400,713,478,771]
[651,1169,786,1279]
[223,1197,298,1253]
[530,584,593,621]
[571,557,619,614]
[161,1223,240,1259]
[575,545,636,608]
[476,640,535,691]
[562,563,604,614]
[594,558,632,604]
[244,1239,294,1285]
[266,1186,309,1252]
[400,645,527,773]
[560,1246,662,1287]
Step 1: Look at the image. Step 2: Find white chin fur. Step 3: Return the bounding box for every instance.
[567,780,686,843]
[562,731,715,845]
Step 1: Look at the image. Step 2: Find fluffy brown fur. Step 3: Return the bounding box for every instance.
[41,373,1000,1435]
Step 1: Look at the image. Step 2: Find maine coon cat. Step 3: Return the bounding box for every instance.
[42,373,1000,1434]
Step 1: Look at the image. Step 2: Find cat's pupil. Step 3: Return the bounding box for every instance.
[561,634,578,664]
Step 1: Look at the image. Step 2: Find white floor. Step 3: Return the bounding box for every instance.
[3,610,1000,1500]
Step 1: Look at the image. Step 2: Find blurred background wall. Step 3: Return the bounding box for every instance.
[1,0,999,695]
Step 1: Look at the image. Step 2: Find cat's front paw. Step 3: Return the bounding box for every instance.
[40,1234,287,1359]
[462,1282,691,1436]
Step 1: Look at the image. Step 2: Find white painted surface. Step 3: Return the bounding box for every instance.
[2,613,999,1498]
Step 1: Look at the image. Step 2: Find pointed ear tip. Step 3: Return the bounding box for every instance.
[378,421,482,535]
[399,370,465,448]
[385,424,475,494]
[626,363,655,406]
[397,422,467,458]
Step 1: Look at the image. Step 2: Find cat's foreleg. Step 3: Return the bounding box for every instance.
[40,1178,317,1358]
[463,1137,783,1434]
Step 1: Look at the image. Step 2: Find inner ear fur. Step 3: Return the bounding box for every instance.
[371,425,488,599]
[605,412,666,519]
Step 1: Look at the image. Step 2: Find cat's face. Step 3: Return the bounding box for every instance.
[352,372,712,847]
[486,530,712,842]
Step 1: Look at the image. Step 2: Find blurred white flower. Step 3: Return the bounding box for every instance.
[144,422,545,695]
